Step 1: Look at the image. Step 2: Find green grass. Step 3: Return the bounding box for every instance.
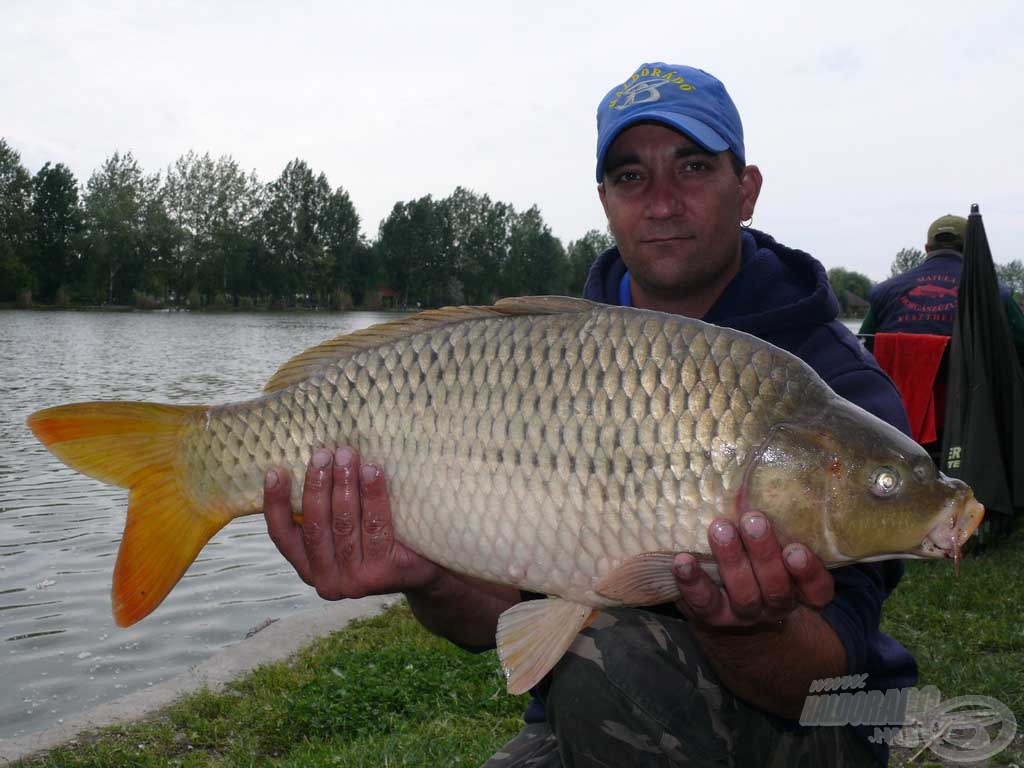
[13,605,527,767]
[883,528,1024,766]
[12,531,1023,767]
[882,530,1024,718]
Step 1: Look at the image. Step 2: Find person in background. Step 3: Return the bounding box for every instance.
[264,63,915,767]
[860,214,1024,355]
[860,215,1024,455]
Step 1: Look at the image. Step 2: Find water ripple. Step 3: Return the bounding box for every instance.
[0,310,392,740]
[6,629,67,642]
[0,600,63,612]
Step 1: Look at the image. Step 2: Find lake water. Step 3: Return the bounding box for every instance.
[0,310,396,741]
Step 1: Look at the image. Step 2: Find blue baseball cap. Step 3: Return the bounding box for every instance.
[595,63,745,182]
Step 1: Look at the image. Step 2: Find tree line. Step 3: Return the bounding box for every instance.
[0,138,613,310]
[5,137,1022,313]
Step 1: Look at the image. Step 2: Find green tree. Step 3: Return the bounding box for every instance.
[441,187,512,304]
[260,160,334,306]
[29,162,84,303]
[889,247,925,277]
[162,152,262,305]
[139,187,182,304]
[348,240,378,308]
[502,206,569,297]
[0,139,35,300]
[163,151,218,301]
[827,267,874,317]
[82,152,161,304]
[375,196,453,308]
[567,229,613,295]
[321,186,363,307]
[996,260,1024,299]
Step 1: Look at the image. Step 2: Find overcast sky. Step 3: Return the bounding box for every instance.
[4,0,1021,281]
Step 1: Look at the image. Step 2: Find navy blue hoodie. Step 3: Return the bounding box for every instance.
[575,228,918,765]
[866,248,1013,335]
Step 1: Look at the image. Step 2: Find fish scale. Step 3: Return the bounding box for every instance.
[185,306,810,605]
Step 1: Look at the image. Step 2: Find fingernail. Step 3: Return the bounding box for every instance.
[742,513,767,540]
[360,463,379,485]
[264,469,279,490]
[711,520,736,545]
[312,448,332,469]
[674,559,694,580]
[335,447,354,467]
[785,545,808,570]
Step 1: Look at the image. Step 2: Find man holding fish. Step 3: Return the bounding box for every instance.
[263,63,922,766]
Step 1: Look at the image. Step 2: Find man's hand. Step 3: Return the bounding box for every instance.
[673,511,834,628]
[264,446,518,650]
[263,446,441,599]
[672,511,846,717]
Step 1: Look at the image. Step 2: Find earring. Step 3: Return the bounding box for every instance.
[741,217,753,229]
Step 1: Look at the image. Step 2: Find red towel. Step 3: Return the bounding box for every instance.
[872,333,950,444]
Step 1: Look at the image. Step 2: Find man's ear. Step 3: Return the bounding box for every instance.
[739,165,763,221]
[598,182,610,218]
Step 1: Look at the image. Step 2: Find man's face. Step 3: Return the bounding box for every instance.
[598,123,762,315]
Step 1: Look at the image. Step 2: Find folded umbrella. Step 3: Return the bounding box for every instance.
[941,203,1024,542]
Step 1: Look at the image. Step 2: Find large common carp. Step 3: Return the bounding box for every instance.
[27,296,983,694]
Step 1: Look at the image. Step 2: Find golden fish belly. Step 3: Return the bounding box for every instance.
[192,306,817,604]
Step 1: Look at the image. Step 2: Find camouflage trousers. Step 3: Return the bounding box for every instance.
[483,608,877,768]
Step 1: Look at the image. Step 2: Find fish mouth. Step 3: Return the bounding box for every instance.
[918,492,985,564]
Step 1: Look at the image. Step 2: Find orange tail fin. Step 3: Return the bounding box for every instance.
[27,402,233,626]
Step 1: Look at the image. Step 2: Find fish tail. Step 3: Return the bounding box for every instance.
[27,402,233,627]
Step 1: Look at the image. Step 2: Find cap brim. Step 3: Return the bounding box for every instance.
[596,109,731,182]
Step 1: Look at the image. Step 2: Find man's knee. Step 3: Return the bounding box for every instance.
[544,609,737,764]
[548,609,709,711]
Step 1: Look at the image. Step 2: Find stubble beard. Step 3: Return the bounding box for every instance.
[627,243,742,311]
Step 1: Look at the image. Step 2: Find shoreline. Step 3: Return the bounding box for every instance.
[0,304,869,322]
[0,595,398,767]
[0,304,409,314]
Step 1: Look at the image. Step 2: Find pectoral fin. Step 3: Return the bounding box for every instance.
[495,598,597,695]
[595,552,683,604]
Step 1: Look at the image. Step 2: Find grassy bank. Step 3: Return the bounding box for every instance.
[11,604,527,767]
[12,531,1022,768]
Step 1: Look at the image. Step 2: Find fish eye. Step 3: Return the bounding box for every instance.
[869,467,902,498]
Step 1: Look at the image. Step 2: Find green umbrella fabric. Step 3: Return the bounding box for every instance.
[941,204,1024,541]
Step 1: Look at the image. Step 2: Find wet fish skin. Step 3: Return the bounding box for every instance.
[26,296,983,692]
[188,301,812,603]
